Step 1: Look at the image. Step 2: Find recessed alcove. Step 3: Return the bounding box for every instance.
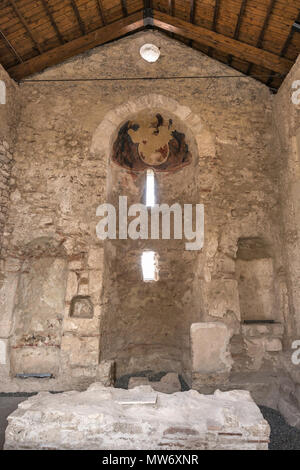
[70,296,94,318]
[97,97,205,380]
[10,237,68,376]
[236,237,277,323]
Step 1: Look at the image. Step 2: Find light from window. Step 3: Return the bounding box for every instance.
[141,251,157,281]
[146,169,155,207]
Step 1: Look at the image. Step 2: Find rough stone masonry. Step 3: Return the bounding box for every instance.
[0,30,300,432]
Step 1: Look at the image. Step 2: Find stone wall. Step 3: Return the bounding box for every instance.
[0,65,18,253]
[0,31,290,392]
[0,65,19,380]
[273,56,300,339]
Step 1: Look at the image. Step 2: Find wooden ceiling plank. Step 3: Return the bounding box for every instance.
[121,0,128,17]
[280,10,300,57]
[8,0,43,53]
[0,26,23,63]
[2,0,109,52]
[267,9,300,87]
[247,0,276,76]
[70,0,86,34]
[40,0,65,44]
[152,10,293,74]
[228,0,248,66]
[96,0,107,25]
[7,11,144,80]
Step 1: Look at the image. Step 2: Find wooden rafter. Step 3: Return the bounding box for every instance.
[168,0,174,16]
[70,0,85,35]
[228,0,248,66]
[41,0,64,45]
[280,10,300,57]
[8,0,43,54]
[152,10,293,74]
[190,0,195,24]
[247,0,276,75]
[121,0,128,17]
[208,0,220,56]
[189,0,195,46]
[8,11,144,80]
[267,10,300,86]
[0,28,23,64]
[96,0,106,26]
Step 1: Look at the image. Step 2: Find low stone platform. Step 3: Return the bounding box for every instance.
[4,384,270,450]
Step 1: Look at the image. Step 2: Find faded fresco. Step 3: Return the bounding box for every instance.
[111,111,192,171]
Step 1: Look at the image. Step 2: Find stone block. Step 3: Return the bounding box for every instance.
[4,386,270,450]
[87,248,103,270]
[0,271,19,337]
[95,360,115,387]
[10,346,59,375]
[61,335,99,367]
[88,270,103,298]
[65,271,78,302]
[152,373,181,394]
[205,280,240,320]
[68,259,83,271]
[191,322,233,374]
[128,373,181,394]
[128,377,150,389]
[264,338,282,352]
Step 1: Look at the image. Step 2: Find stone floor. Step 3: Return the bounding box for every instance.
[0,393,300,450]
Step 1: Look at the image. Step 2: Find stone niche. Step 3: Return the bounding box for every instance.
[99,103,202,380]
[70,296,93,319]
[233,237,284,372]
[236,237,277,323]
[10,238,68,376]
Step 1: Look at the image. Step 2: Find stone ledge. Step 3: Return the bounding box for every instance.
[241,323,284,338]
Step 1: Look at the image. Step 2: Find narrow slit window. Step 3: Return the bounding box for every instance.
[141,251,158,282]
[146,169,155,207]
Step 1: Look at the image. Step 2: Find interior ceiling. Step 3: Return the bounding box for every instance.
[0,0,299,89]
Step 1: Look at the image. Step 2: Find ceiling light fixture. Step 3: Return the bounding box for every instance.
[140,44,160,63]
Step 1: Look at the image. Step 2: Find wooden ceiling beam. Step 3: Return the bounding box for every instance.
[247,0,276,76]
[0,27,23,64]
[121,0,128,17]
[96,0,106,26]
[189,0,195,24]
[168,0,174,16]
[7,11,144,80]
[189,0,195,46]
[8,0,43,54]
[208,0,220,57]
[70,0,86,35]
[152,10,293,75]
[40,0,65,44]
[228,0,248,66]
